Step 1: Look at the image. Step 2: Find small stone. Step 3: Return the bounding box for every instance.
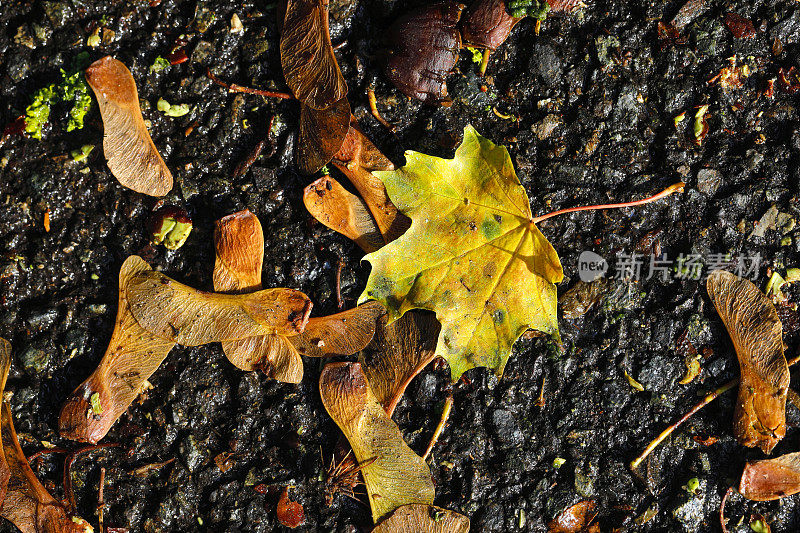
[20,345,49,373]
[490,409,523,447]
[696,168,722,195]
[531,114,561,140]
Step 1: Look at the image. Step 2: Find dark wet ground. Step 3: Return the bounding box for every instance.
[2,0,800,531]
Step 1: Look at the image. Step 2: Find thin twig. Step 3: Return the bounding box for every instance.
[532,183,685,224]
[63,443,119,515]
[367,88,394,131]
[631,353,800,470]
[27,447,69,462]
[335,258,344,310]
[422,392,454,461]
[720,487,733,533]
[206,69,294,100]
[98,467,106,533]
[479,49,491,77]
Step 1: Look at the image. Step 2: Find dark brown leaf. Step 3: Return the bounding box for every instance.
[385,2,464,105]
[297,97,350,174]
[707,270,789,454]
[360,311,441,415]
[740,451,800,501]
[280,0,347,109]
[85,56,173,196]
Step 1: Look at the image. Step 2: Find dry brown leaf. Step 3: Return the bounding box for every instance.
[548,500,600,533]
[213,209,303,382]
[280,0,347,109]
[1,341,93,533]
[303,174,384,252]
[291,302,386,358]
[372,504,470,533]
[360,311,441,416]
[320,362,435,523]
[740,451,800,501]
[127,269,312,345]
[212,210,381,381]
[59,256,176,444]
[213,209,264,293]
[297,98,351,175]
[85,56,172,197]
[331,119,410,244]
[707,270,789,454]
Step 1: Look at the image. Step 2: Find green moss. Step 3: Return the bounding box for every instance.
[24,85,57,139]
[150,56,170,73]
[507,0,550,20]
[60,69,91,132]
[70,144,94,162]
[157,97,191,117]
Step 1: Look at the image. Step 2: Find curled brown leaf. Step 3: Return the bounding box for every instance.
[303,174,384,252]
[707,270,789,454]
[372,504,470,532]
[320,362,435,523]
[59,256,176,444]
[85,56,172,196]
[1,340,94,533]
[461,0,522,50]
[331,119,410,244]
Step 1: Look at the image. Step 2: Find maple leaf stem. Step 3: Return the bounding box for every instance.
[630,352,800,471]
[531,182,685,224]
[206,69,295,100]
[422,392,454,461]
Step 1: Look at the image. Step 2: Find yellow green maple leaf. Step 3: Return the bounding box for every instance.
[359,125,563,380]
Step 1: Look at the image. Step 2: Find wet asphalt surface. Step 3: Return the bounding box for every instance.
[2,0,800,531]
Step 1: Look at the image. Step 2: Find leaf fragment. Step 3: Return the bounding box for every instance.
[214,210,381,382]
[547,500,599,533]
[303,174,384,252]
[85,56,173,196]
[319,362,435,523]
[360,125,564,381]
[360,310,441,415]
[331,118,410,244]
[739,451,800,501]
[59,256,177,444]
[461,0,523,51]
[297,98,351,175]
[127,269,312,345]
[280,0,347,110]
[706,270,789,454]
[1,339,94,533]
[372,504,470,533]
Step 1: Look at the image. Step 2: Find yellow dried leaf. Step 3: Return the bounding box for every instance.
[320,362,434,523]
[59,256,176,444]
[372,504,470,533]
[361,125,563,380]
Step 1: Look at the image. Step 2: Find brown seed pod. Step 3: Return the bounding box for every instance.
[372,504,470,533]
[297,97,350,175]
[461,0,523,50]
[85,56,173,197]
[385,2,465,105]
[740,451,800,501]
[706,270,789,454]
